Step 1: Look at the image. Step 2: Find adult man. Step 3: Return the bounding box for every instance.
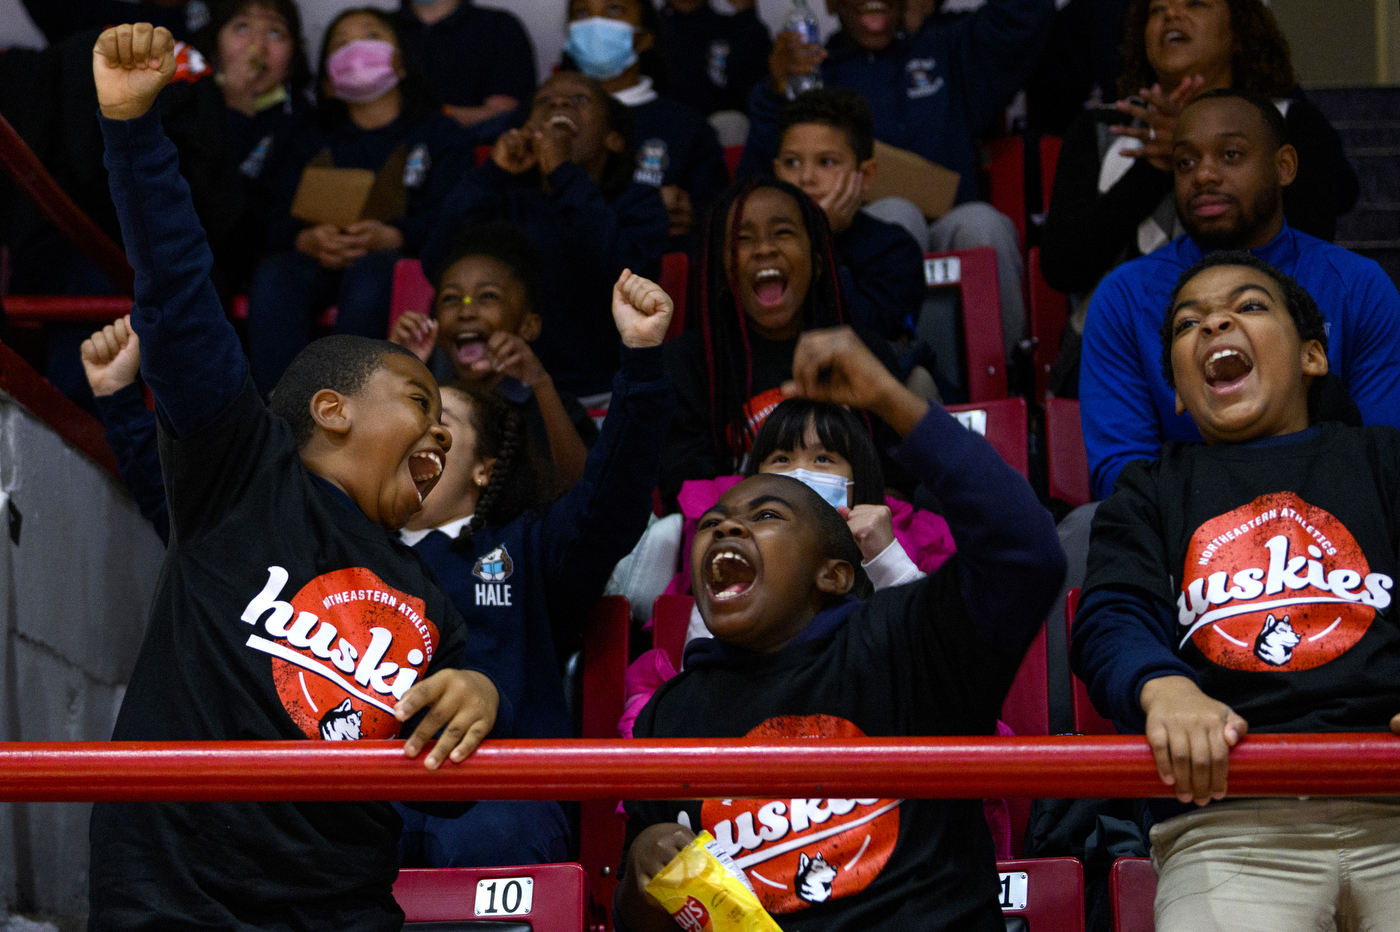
[1080,89,1400,500]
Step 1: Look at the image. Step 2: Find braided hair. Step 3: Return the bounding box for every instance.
[695,178,850,471]
[446,386,549,550]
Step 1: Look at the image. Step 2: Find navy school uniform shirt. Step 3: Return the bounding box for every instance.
[740,0,1054,204]
[656,3,773,116]
[396,0,536,109]
[265,109,481,257]
[623,403,1066,932]
[409,346,673,739]
[423,160,670,397]
[838,210,926,338]
[617,81,731,242]
[90,108,508,932]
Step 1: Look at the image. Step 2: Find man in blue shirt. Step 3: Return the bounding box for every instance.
[1080,89,1400,501]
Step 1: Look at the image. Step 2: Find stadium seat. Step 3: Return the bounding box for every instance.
[984,136,1028,254]
[925,247,1008,401]
[659,252,688,341]
[1046,398,1091,509]
[1000,619,1049,857]
[1029,247,1070,402]
[578,596,631,929]
[997,857,1086,932]
[1110,856,1157,932]
[1065,588,1115,736]
[723,144,744,183]
[946,398,1029,479]
[394,863,587,930]
[389,259,437,334]
[651,593,693,671]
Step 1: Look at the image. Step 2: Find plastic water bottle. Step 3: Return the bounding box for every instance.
[784,0,822,99]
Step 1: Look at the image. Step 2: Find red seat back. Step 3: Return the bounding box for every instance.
[925,247,1008,402]
[946,398,1029,479]
[394,863,587,929]
[1065,587,1116,735]
[1028,246,1070,402]
[388,259,437,336]
[578,596,631,928]
[1046,397,1090,509]
[997,857,1086,932]
[1111,856,1157,932]
[652,594,694,671]
[659,252,688,341]
[984,136,1027,254]
[723,143,743,183]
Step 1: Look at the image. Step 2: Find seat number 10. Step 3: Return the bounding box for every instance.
[475,877,534,916]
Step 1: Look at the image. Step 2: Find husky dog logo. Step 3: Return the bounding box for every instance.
[795,852,837,904]
[318,698,363,740]
[473,545,513,582]
[1254,613,1303,666]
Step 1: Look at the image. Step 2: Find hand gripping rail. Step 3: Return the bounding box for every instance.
[0,735,1396,802]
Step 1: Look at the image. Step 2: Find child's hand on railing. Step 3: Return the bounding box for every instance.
[82,314,142,398]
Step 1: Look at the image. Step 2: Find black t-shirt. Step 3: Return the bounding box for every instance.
[626,575,1020,932]
[1084,424,1400,733]
[89,378,472,932]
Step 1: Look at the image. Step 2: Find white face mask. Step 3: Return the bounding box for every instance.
[786,467,852,509]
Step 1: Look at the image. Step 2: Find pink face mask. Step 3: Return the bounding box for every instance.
[326,39,400,103]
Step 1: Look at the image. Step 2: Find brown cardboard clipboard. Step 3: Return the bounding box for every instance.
[866,141,961,220]
[290,166,377,228]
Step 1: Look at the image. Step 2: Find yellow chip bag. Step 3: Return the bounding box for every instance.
[645,830,784,932]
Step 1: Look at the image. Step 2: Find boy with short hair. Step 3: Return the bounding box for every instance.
[617,328,1065,932]
[1073,252,1400,930]
[773,87,924,340]
[88,24,503,930]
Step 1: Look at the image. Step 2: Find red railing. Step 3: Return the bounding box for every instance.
[3,295,133,325]
[1,735,1397,802]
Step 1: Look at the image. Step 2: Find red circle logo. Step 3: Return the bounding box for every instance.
[1180,493,1384,672]
[672,896,710,932]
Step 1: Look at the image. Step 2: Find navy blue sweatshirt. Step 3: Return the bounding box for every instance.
[423,160,670,397]
[413,346,673,740]
[740,0,1053,204]
[396,0,536,109]
[625,91,731,248]
[265,111,480,256]
[837,210,926,338]
[656,3,772,117]
[93,384,169,545]
[623,403,1066,932]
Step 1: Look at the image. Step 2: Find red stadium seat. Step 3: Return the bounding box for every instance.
[659,252,688,341]
[984,136,1027,254]
[723,144,743,183]
[1040,136,1063,214]
[1110,856,1157,932]
[578,596,631,929]
[1029,247,1070,402]
[997,857,1086,932]
[394,863,587,930]
[925,247,1008,401]
[946,398,1029,479]
[229,294,339,329]
[651,594,693,671]
[1046,398,1091,509]
[389,259,437,335]
[1000,619,1049,857]
[1065,588,1116,736]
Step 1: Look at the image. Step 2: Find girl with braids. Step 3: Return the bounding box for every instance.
[659,177,906,507]
[395,269,676,868]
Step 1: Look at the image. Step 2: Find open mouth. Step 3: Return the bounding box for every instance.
[858,0,891,34]
[1164,29,1190,45]
[408,450,443,503]
[1203,347,1253,392]
[546,114,578,133]
[454,330,490,367]
[752,268,789,309]
[707,548,757,602]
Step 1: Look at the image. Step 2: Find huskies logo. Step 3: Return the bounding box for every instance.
[701,716,900,915]
[905,58,943,100]
[1178,493,1390,672]
[634,139,669,187]
[473,545,513,582]
[240,566,438,740]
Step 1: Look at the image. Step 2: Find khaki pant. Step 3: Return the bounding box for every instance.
[1151,797,1400,932]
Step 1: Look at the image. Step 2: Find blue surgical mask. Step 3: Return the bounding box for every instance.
[788,468,852,510]
[566,17,638,80]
